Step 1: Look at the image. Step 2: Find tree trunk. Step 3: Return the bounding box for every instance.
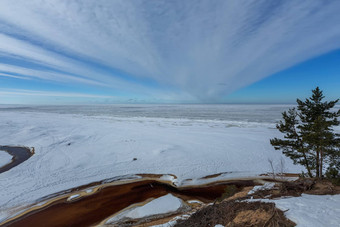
[316,150,320,179]
[302,151,313,178]
[306,162,313,178]
[320,150,323,178]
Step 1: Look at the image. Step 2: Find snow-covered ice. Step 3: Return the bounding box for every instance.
[0,105,323,220]
[106,194,184,224]
[248,182,276,195]
[251,194,340,227]
[67,194,81,202]
[151,214,191,227]
[0,150,12,168]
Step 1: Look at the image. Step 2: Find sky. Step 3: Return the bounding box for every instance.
[0,0,339,104]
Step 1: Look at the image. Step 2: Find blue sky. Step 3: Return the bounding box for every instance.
[226,49,340,104]
[0,0,339,104]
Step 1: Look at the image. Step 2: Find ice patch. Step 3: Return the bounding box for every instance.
[106,194,184,224]
[160,174,178,186]
[248,182,275,195]
[67,194,80,201]
[187,200,203,204]
[151,214,191,227]
[85,189,93,193]
[0,150,12,168]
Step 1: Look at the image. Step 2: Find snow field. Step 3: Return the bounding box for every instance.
[0,111,304,220]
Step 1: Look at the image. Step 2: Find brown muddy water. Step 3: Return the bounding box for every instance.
[0,146,33,174]
[2,177,256,227]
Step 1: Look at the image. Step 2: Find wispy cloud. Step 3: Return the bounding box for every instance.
[0,33,159,94]
[0,72,30,80]
[0,88,119,104]
[0,0,339,102]
[0,63,106,86]
[0,88,194,105]
[0,89,114,98]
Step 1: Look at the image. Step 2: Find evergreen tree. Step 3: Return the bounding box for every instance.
[270,87,340,178]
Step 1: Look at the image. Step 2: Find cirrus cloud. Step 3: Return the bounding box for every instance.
[0,0,340,102]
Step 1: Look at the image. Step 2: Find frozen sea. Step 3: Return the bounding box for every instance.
[0,104,298,123]
[0,104,338,220]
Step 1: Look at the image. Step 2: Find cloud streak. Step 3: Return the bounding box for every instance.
[0,89,114,98]
[0,0,340,102]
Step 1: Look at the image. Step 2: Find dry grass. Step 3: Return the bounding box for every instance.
[174,200,295,227]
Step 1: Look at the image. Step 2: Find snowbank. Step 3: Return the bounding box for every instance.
[251,194,340,227]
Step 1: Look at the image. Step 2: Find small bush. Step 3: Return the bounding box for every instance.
[325,167,340,186]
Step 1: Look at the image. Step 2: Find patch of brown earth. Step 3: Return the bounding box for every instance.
[306,180,340,195]
[225,186,253,201]
[231,209,272,226]
[174,201,295,227]
[250,178,315,199]
[261,178,340,199]
[149,178,339,227]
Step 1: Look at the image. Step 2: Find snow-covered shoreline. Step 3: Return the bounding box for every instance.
[0,109,307,219]
[248,194,340,227]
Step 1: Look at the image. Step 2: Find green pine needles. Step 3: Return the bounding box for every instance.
[270,87,340,178]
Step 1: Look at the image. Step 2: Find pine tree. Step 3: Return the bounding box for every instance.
[270,87,340,178]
